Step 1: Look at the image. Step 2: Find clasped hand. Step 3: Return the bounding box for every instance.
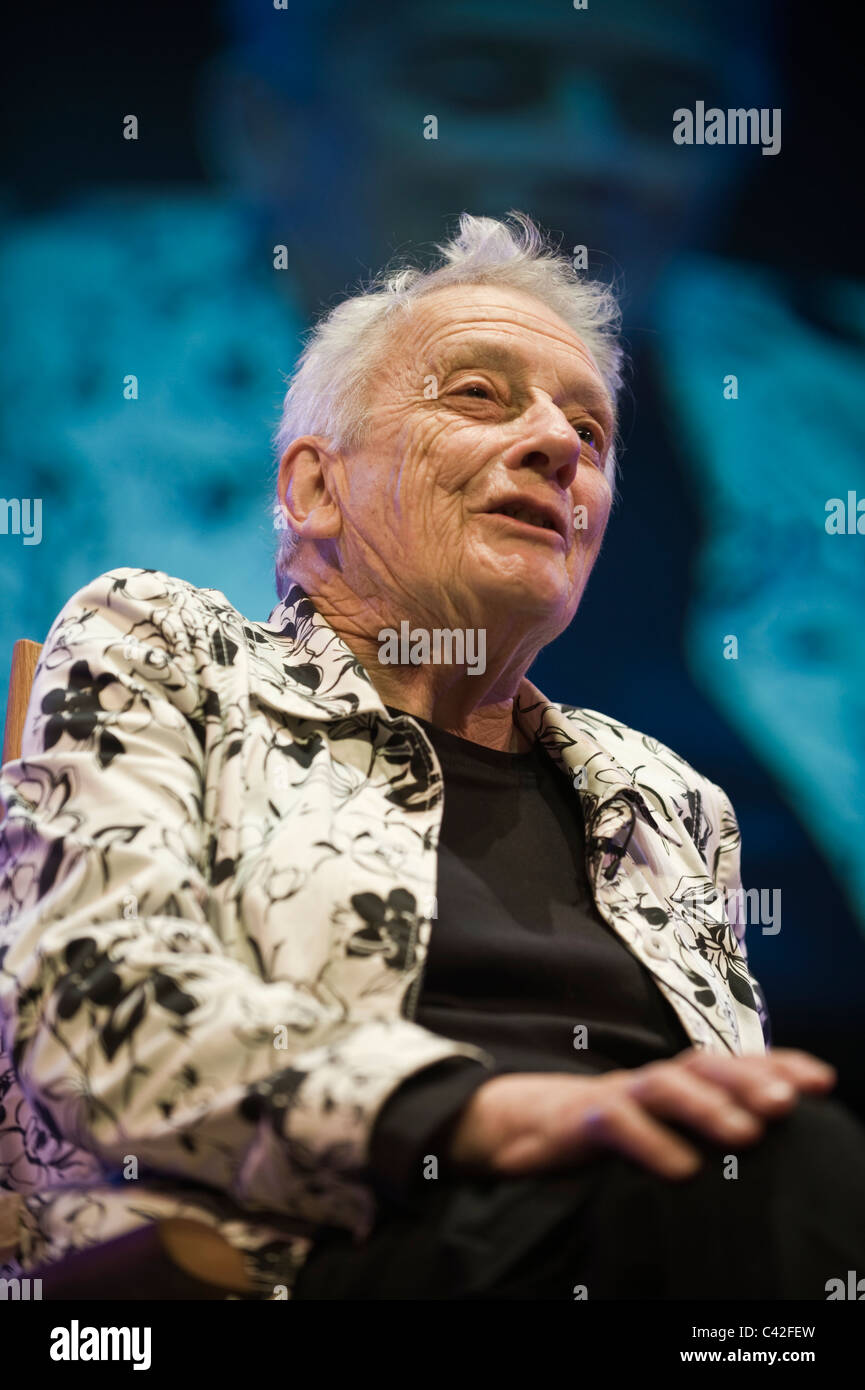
[447,1048,836,1179]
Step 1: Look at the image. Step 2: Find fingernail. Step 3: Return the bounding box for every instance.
[725,1108,759,1131]
[761,1080,794,1101]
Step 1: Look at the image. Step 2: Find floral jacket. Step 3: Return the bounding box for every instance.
[0,567,770,1298]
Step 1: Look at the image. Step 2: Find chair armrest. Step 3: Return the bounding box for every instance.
[157,1218,256,1293]
[24,1219,256,1299]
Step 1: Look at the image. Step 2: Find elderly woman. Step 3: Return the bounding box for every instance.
[1,214,863,1302]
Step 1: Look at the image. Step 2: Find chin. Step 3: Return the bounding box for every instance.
[472,562,574,618]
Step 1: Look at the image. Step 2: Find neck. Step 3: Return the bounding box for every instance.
[388,690,534,753]
[289,572,540,754]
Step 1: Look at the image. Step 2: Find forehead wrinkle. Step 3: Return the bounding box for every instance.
[433,338,528,379]
[421,305,597,360]
[422,290,597,348]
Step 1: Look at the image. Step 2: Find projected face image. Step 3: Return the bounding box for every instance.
[210,0,771,311]
[0,197,305,622]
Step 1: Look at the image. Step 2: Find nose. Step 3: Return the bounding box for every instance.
[503,397,582,492]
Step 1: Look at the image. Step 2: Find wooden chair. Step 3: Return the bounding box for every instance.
[1,638,255,1296]
[1,639,43,767]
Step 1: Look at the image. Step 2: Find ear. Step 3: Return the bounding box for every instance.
[276,436,343,543]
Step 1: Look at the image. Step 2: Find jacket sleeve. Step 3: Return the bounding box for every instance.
[369,1057,492,1203]
[706,778,773,1048]
[0,569,496,1241]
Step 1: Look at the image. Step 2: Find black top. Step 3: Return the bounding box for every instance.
[369,707,691,1202]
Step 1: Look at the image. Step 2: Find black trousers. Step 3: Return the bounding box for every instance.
[293,1095,865,1300]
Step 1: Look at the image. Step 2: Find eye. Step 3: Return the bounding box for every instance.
[460,384,493,399]
[573,424,600,446]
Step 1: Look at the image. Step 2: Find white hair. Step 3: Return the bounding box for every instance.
[270,211,626,598]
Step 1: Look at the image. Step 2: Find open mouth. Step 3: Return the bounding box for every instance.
[485,503,565,542]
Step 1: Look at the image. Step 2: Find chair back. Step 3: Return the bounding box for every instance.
[2,639,43,765]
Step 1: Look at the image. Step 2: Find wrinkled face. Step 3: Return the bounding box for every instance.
[332,284,616,638]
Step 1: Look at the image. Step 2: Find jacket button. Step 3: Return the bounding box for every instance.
[645,936,670,959]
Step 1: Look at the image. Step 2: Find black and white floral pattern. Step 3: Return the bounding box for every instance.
[0,568,770,1297]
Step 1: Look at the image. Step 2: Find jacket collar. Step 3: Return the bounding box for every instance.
[258,583,659,823]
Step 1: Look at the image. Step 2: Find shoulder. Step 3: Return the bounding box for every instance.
[33,568,256,718]
[43,567,247,651]
[555,701,733,820]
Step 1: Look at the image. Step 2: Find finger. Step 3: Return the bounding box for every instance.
[575,1096,704,1180]
[764,1049,837,1088]
[624,1065,765,1145]
[677,1053,798,1113]
[680,1046,835,1085]
[679,1050,835,1115]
